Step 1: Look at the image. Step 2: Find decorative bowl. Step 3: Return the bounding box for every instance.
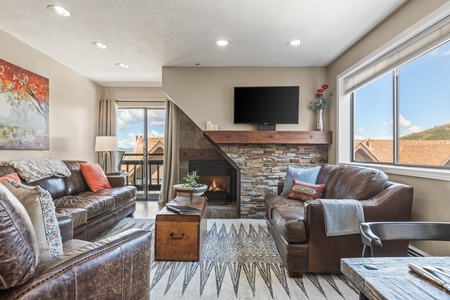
[173,184,208,198]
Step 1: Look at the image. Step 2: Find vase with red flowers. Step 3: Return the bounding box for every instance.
[308,84,330,131]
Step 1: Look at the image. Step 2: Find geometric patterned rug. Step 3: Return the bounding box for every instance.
[102,218,359,300]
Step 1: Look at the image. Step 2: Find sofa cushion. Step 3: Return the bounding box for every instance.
[0,183,39,290]
[271,204,307,243]
[54,193,115,220]
[288,179,326,201]
[316,164,343,199]
[265,193,304,221]
[80,163,111,192]
[27,176,68,199]
[326,165,388,200]
[3,180,63,262]
[64,161,89,195]
[55,207,88,229]
[0,172,21,183]
[95,186,136,206]
[281,166,321,196]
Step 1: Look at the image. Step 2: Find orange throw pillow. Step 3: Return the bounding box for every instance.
[80,163,111,192]
[0,173,21,184]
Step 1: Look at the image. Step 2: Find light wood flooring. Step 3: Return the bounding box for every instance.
[134,200,238,219]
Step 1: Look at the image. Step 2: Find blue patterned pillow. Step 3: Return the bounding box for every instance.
[281,165,321,196]
[3,179,63,262]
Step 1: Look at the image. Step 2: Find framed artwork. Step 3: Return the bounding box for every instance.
[0,59,49,150]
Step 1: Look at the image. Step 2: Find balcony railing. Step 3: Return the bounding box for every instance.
[119,153,164,195]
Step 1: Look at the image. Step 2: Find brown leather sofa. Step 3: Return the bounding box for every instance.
[0,160,136,241]
[265,164,414,277]
[0,184,151,300]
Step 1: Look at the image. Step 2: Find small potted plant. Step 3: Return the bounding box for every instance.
[173,170,208,198]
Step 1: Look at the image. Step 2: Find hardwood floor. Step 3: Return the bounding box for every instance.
[134,200,238,219]
[134,201,163,219]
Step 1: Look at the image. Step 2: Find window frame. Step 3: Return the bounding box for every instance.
[337,6,450,181]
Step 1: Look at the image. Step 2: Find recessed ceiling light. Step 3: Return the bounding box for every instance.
[92,42,108,49]
[116,63,129,68]
[288,40,302,46]
[47,5,71,17]
[214,40,229,46]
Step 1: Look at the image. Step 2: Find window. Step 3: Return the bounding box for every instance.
[352,40,450,168]
[117,107,165,200]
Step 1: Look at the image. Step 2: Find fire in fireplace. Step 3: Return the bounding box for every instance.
[208,180,226,193]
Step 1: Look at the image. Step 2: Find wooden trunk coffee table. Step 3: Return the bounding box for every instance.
[154,196,207,261]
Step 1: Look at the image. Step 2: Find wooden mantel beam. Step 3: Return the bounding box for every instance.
[203,131,332,144]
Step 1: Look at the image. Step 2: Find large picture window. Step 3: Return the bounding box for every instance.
[352,40,450,168]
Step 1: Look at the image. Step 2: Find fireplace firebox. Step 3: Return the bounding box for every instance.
[189,160,237,204]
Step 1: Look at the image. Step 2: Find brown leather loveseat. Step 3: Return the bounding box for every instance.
[0,160,136,241]
[265,164,414,277]
[0,183,151,300]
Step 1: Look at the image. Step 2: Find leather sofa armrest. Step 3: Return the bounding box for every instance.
[57,215,73,242]
[107,174,127,187]
[367,182,414,221]
[305,182,414,238]
[304,199,374,238]
[0,229,151,300]
[303,199,377,273]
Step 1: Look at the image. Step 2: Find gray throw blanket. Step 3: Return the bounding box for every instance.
[8,157,71,183]
[319,199,365,236]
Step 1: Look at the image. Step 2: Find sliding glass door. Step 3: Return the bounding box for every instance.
[117,107,165,200]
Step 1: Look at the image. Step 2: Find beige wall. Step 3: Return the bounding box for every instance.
[108,87,166,101]
[162,67,327,131]
[0,29,103,162]
[328,0,450,255]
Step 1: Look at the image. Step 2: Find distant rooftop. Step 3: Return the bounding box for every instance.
[355,139,450,166]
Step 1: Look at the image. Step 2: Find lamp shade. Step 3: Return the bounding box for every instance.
[95,136,117,152]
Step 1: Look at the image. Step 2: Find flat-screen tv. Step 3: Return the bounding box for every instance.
[234,86,299,125]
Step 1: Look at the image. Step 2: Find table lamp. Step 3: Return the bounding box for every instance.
[95,136,117,173]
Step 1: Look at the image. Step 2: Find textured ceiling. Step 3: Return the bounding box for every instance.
[0,0,406,87]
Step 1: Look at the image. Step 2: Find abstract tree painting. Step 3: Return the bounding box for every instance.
[0,59,49,150]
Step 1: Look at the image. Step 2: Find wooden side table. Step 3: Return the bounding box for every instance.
[154,196,207,261]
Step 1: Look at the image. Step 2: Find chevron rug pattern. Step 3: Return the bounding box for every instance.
[102,218,359,300]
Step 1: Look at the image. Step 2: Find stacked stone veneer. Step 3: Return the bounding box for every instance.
[218,144,328,219]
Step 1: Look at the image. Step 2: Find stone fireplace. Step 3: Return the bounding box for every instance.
[203,131,331,219]
[218,143,328,218]
[178,111,331,219]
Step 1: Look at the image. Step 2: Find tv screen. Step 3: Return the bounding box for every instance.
[234,86,299,124]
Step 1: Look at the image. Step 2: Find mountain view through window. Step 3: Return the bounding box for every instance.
[353,40,450,168]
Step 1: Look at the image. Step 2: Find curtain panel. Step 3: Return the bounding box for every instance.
[98,90,118,173]
[158,100,179,205]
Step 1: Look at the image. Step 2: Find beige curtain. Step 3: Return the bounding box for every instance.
[158,100,179,205]
[98,90,118,173]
